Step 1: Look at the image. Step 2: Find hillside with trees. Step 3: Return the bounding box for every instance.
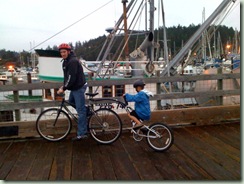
[0,24,238,69]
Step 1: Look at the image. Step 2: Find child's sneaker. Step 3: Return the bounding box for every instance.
[132,123,144,130]
[140,127,148,134]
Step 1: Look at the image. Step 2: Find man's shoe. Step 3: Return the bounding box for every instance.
[132,123,144,130]
[72,134,88,141]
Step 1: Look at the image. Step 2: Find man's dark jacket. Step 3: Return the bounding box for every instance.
[62,51,86,91]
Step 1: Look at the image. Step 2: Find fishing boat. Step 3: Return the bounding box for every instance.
[36,0,238,108]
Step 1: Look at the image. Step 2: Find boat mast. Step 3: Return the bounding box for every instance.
[201,8,207,63]
[94,0,136,79]
[122,0,129,60]
[122,0,131,77]
[160,0,236,76]
[149,0,154,61]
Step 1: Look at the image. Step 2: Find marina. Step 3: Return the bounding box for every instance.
[0,0,240,136]
[0,0,240,181]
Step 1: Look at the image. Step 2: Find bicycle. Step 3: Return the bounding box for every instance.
[118,96,174,152]
[36,92,122,144]
[36,92,173,151]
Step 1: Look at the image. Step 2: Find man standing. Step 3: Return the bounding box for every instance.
[57,43,88,140]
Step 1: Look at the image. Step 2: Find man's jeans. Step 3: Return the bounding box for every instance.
[69,83,87,136]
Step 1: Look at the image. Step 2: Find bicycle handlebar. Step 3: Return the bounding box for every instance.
[57,93,65,97]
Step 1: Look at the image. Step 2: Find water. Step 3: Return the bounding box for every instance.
[0,74,41,102]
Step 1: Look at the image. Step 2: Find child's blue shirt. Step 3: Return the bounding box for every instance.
[125,90,151,120]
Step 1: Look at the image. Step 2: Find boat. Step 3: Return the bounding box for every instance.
[4,94,43,102]
[3,68,17,78]
[0,74,8,81]
[176,65,198,92]
[35,0,238,108]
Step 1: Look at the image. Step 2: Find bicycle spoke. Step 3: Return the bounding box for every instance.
[147,123,174,152]
[89,108,122,144]
[36,108,72,141]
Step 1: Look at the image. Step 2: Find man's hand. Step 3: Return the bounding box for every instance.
[57,86,64,94]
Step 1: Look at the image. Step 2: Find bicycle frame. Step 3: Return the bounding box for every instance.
[58,98,78,122]
[57,96,114,131]
[56,94,162,139]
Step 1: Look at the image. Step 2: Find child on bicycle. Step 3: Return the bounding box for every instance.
[123,79,153,130]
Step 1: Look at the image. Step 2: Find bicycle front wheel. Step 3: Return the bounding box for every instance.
[147,122,174,152]
[88,108,122,144]
[36,108,72,141]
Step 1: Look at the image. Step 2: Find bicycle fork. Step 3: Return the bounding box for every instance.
[53,101,65,126]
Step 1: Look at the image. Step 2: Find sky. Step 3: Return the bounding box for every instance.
[0,0,241,52]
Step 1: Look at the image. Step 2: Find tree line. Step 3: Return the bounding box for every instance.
[0,24,238,68]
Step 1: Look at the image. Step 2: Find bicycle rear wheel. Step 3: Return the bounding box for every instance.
[36,108,72,141]
[88,108,122,144]
[146,122,174,152]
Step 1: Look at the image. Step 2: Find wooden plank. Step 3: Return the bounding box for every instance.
[0,160,16,180]
[104,136,140,180]
[0,101,61,111]
[0,73,240,92]
[35,141,58,160]
[70,138,93,180]
[0,141,11,154]
[222,123,241,136]
[162,145,213,179]
[89,141,117,180]
[0,141,26,180]
[0,105,240,140]
[0,123,240,180]
[0,89,240,111]
[184,125,240,162]
[140,141,190,180]
[5,141,42,180]
[27,141,58,180]
[0,82,61,91]
[95,143,119,180]
[183,126,240,178]
[174,127,240,179]
[27,159,53,180]
[49,140,73,180]
[119,133,163,180]
[200,123,240,149]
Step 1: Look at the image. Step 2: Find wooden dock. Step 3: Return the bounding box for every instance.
[0,122,240,180]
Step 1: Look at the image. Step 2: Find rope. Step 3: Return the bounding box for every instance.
[29,0,114,52]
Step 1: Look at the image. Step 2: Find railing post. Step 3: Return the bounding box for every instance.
[88,73,93,93]
[12,76,21,121]
[27,73,32,96]
[156,71,161,109]
[217,67,223,105]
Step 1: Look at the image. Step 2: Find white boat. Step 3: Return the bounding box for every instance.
[0,74,8,81]
[3,68,17,77]
[17,76,24,82]
[176,65,202,91]
[0,74,8,84]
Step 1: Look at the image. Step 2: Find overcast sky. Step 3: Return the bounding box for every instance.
[0,0,241,52]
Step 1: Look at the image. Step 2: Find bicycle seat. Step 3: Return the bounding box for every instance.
[85,92,99,98]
